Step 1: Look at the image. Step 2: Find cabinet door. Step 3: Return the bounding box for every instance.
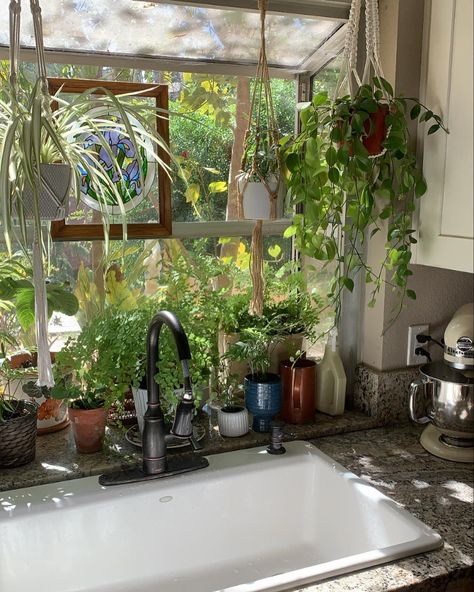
[414,0,473,273]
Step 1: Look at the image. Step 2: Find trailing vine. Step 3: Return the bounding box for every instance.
[281,77,447,327]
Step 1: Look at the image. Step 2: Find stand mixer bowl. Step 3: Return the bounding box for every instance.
[409,362,474,439]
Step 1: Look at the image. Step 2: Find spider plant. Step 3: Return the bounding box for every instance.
[0,78,171,250]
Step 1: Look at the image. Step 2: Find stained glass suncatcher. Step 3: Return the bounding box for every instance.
[79,112,156,215]
[48,78,171,241]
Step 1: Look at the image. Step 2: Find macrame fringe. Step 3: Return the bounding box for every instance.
[33,228,54,387]
[249,220,264,317]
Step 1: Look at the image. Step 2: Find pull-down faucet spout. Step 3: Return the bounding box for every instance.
[99,310,208,486]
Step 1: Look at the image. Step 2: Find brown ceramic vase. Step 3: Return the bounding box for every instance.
[68,407,107,453]
[280,359,316,425]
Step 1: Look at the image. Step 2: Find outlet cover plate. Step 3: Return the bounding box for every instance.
[407,324,430,366]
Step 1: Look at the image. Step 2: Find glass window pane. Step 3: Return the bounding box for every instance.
[0,1,339,69]
[312,53,347,98]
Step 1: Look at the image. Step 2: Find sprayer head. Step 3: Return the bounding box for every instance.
[170,392,194,438]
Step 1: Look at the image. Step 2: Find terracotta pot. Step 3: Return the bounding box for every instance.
[280,358,316,425]
[337,104,389,157]
[68,407,107,454]
[363,105,389,155]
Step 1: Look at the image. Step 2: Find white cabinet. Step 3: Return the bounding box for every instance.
[414,0,473,273]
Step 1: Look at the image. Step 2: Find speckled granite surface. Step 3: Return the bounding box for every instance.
[1,417,472,592]
[353,364,421,423]
[298,425,474,592]
[0,410,382,492]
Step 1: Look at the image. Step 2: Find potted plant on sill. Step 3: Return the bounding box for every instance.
[237,141,284,220]
[209,364,248,438]
[50,378,107,454]
[281,76,447,325]
[0,362,37,468]
[226,319,284,433]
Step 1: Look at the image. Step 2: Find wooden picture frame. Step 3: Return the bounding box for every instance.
[48,78,172,241]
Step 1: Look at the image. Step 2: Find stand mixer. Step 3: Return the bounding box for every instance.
[409,303,474,462]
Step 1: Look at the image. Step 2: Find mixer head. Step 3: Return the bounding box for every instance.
[444,303,474,370]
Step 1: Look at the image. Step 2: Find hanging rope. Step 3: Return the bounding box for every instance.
[238,0,281,220]
[249,220,264,317]
[9,0,55,386]
[333,0,386,100]
[239,1,283,317]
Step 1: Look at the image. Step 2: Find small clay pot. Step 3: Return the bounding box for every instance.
[68,407,107,454]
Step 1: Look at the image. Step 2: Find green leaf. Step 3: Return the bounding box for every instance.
[185,183,200,204]
[268,244,282,258]
[343,277,354,292]
[406,289,417,300]
[313,92,328,106]
[427,124,440,135]
[328,167,340,184]
[376,77,394,97]
[14,288,35,331]
[420,110,433,122]
[325,146,337,167]
[203,167,220,174]
[286,152,300,173]
[415,178,427,197]
[330,126,343,142]
[353,139,369,159]
[46,286,79,317]
[283,225,297,238]
[410,104,421,120]
[208,181,227,193]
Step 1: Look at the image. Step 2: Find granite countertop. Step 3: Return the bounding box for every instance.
[302,425,474,592]
[0,415,472,592]
[0,409,381,492]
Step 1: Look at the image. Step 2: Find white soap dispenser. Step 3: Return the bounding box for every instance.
[315,328,347,416]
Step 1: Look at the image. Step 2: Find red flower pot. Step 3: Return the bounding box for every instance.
[363,104,389,155]
[337,104,389,157]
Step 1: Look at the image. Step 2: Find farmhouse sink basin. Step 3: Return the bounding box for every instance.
[0,441,442,592]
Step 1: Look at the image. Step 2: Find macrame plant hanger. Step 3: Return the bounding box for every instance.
[334,0,387,101]
[239,0,282,316]
[332,0,389,270]
[9,0,56,387]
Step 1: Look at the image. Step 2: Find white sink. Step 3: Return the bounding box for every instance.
[0,441,442,592]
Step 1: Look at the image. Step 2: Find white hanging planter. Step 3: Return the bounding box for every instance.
[238,173,285,220]
[21,163,72,221]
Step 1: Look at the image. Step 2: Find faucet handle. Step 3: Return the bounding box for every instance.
[170,393,194,438]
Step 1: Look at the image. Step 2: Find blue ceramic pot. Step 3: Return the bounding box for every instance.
[244,373,282,433]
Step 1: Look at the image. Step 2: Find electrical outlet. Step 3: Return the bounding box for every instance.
[407,324,430,366]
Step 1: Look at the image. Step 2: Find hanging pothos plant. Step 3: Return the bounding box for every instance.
[281,0,447,326]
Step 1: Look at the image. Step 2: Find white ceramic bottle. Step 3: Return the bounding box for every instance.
[315,328,347,416]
